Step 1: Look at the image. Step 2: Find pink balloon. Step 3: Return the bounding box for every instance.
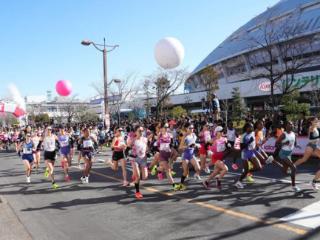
[56,80,72,96]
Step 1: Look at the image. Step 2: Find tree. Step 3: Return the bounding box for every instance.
[198,66,219,112]
[63,95,82,124]
[142,79,153,117]
[231,87,247,121]
[170,106,187,119]
[91,73,140,125]
[0,114,19,127]
[74,105,100,124]
[281,90,310,121]
[34,113,50,124]
[109,74,140,125]
[247,11,318,113]
[146,68,189,119]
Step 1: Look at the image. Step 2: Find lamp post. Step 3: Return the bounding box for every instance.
[81,38,119,129]
[111,79,121,125]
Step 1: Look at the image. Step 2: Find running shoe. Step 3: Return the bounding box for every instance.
[157,172,164,180]
[202,180,210,189]
[204,167,210,174]
[246,175,255,183]
[85,176,89,184]
[194,174,202,181]
[231,163,239,171]
[265,155,274,164]
[26,176,31,183]
[292,186,301,193]
[122,181,129,187]
[235,181,244,189]
[135,192,143,199]
[173,183,181,191]
[64,175,71,182]
[52,183,59,189]
[151,166,157,176]
[171,171,176,176]
[105,159,113,167]
[311,181,319,191]
[80,176,86,184]
[179,183,187,191]
[44,168,49,178]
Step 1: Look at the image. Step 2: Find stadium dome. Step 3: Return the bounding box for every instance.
[192,0,320,75]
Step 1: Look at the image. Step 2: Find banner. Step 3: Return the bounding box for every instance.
[0,102,25,118]
[262,137,309,156]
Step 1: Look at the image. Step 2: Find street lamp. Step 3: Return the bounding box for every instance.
[81,38,119,129]
[111,79,122,125]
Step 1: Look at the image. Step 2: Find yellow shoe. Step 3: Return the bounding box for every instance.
[179,183,187,191]
[52,183,59,189]
[246,175,255,183]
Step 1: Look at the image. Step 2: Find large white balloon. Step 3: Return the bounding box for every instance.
[154,37,185,69]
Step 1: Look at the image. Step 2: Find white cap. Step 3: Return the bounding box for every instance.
[214,126,223,134]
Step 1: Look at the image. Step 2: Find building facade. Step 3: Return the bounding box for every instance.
[182,0,320,111]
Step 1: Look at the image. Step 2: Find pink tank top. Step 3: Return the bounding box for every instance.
[211,137,226,153]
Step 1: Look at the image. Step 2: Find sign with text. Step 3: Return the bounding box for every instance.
[262,137,309,156]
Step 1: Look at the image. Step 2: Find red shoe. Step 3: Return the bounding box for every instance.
[157,172,164,180]
[135,192,143,199]
[64,175,71,182]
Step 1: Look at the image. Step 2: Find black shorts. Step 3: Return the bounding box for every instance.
[82,151,94,160]
[44,151,56,161]
[112,151,125,161]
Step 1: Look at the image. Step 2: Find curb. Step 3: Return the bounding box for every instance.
[0,195,33,240]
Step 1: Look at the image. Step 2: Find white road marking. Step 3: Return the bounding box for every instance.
[280,201,320,229]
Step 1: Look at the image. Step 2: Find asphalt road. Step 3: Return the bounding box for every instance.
[0,150,320,240]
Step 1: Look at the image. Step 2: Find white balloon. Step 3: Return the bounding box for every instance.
[154,37,185,69]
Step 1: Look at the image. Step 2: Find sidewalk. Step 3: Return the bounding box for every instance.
[0,196,32,240]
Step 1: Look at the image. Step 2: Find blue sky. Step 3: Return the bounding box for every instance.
[0,0,279,99]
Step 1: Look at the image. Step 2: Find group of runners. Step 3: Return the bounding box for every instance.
[12,115,320,199]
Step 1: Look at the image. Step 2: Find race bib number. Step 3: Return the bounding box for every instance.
[160,143,170,151]
[60,141,69,147]
[23,148,32,154]
[217,143,226,152]
[83,140,93,148]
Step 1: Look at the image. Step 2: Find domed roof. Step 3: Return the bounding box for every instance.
[192,0,320,75]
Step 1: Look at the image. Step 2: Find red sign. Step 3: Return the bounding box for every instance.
[0,103,4,112]
[258,81,271,92]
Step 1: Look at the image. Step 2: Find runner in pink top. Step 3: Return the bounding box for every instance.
[199,123,212,174]
[203,126,228,191]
